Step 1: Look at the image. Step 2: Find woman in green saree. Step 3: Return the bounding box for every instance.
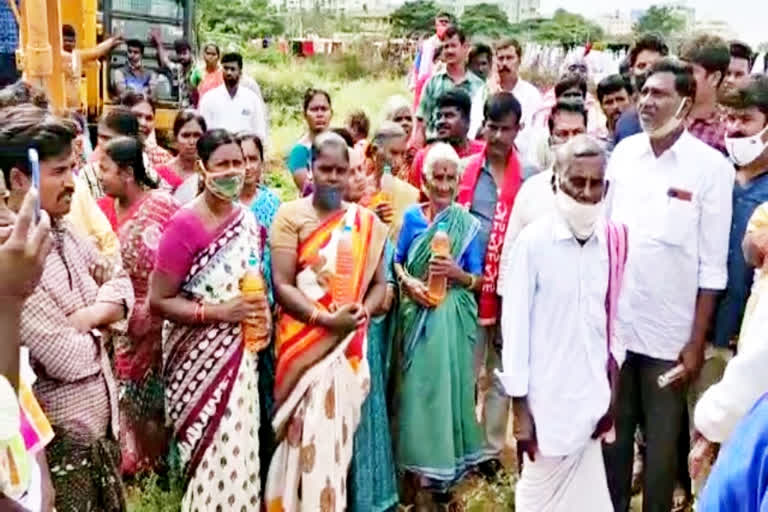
[394,143,492,508]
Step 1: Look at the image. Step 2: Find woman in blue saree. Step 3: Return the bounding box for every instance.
[237,132,281,490]
[344,144,399,511]
[393,143,491,508]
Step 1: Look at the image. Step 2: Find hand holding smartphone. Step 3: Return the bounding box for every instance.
[28,148,41,222]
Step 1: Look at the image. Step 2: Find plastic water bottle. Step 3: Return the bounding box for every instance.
[381,172,395,202]
[427,222,451,304]
[333,225,355,306]
[379,173,395,224]
[240,252,269,352]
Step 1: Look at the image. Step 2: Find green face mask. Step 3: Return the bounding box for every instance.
[205,172,244,201]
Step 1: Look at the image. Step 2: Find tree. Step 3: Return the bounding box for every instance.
[509,9,604,46]
[459,3,512,38]
[197,0,285,43]
[389,0,440,36]
[633,6,685,36]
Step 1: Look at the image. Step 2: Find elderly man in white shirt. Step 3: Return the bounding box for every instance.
[199,52,268,145]
[496,99,590,294]
[499,135,625,512]
[602,58,734,512]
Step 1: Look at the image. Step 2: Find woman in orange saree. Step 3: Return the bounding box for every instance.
[196,43,224,101]
[266,132,389,512]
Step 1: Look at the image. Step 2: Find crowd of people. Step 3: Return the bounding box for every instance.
[3,8,768,512]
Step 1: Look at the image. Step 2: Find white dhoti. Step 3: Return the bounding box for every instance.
[515,440,612,512]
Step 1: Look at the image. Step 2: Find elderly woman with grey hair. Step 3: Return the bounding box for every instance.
[382,95,414,141]
[381,95,417,175]
[393,142,490,507]
[362,120,420,240]
[499,133,624,512]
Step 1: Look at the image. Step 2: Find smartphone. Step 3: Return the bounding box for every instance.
[28,148,40,221]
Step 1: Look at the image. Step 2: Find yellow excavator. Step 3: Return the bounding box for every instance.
[10,0,194,134]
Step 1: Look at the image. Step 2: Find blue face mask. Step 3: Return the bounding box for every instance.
[314,183,342,210]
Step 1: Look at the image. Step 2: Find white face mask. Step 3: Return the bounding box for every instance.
[641,98,689,139]
[725,125,768,167]
[554,175,603,240]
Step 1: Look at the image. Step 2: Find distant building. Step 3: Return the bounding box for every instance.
[272,0,400,15]
[597,10,633,36]
[272,0,541,22]
[630,9,646,24]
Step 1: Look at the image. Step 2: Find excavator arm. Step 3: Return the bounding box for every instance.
[13,0,66,112]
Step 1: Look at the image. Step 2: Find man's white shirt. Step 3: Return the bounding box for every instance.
[500,78,543,164]
[498,213,621,456]
[606,130,733,361]
[199,83,268,144]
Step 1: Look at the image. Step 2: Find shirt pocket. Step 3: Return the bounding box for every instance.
[651,195,698,247]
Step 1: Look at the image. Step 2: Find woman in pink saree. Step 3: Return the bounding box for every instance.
[150,130,270,510]
[97,136,181,475]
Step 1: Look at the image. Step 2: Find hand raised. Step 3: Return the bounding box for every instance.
[0,189,51,301]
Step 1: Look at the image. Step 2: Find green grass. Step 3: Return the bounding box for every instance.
[459,472,517,511]
[125,473,184,512]
[244,49,409,202]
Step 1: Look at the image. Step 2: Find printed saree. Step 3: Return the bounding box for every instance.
[349,241,399,512]
[395,204,492,490]
[162,208,263,509]
[98,191,181,475]
[266,204,388,512]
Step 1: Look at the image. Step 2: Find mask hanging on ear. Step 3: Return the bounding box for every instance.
[643,98,689,139]
[725,125,768,167]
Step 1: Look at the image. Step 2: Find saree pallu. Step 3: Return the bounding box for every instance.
[266,205,388,512]
[162,209,263,510]
[396,204,492,491]
[197,67,224,99]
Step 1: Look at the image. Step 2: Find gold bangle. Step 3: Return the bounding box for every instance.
[467,275,477,289]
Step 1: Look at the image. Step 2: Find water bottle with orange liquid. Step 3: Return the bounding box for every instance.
[427,222,451,304]
[377,170,395,225]
[333,225,355,307]
[240,251,269,352]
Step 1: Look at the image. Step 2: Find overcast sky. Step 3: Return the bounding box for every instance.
[538,0,767,46]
